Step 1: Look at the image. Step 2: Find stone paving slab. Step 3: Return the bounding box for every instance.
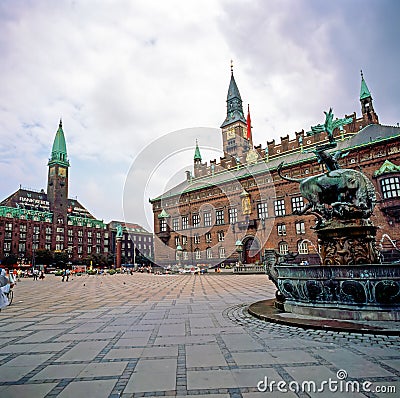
[0,273,399,398]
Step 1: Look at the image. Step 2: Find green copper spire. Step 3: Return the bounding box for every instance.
[221,63,246,128]
[194,140,202,162]
[48,119,70,167]
[360,70,372,100]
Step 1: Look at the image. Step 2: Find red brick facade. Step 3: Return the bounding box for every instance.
[151,73,400,267]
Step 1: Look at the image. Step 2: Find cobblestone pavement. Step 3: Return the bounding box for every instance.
[0,273,399,398]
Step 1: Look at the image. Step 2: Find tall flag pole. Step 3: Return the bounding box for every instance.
[246,104,252,140]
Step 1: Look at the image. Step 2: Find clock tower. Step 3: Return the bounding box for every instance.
[47,120,70,221]
[221,65,252,159]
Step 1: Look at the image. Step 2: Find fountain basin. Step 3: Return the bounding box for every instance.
[276,264,400,321]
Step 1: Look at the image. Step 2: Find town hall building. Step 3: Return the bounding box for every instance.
[150,69,400,267]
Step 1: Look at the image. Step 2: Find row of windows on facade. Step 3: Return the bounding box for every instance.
[3,223,109,238]
[159,197,305,232]
[177,246,226,260]
[174,240,310,261]
[174,230,225,247]
[172,221,306,249]
[2,242,105,255]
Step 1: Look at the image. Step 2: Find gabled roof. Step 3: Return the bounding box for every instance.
[374,160,400,177]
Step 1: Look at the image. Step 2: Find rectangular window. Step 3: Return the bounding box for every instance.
[87,231,92,237]
[160,218,167,232]
[182,236,187,245]
[291,196,304,213]
[228,208,238,224]
[20,224,27,232]
[227,139,236,153]
[206,247,213,259]
[192,214,200,228]
[195,249,201,259]
[193,234,200,244]
[3,242,11,251]
[5,223,12,231]
[172,218,179,231]
[277,223,286,236]
[295,221,306,235]
[68,229,73,236]
[182,216,188,230]
[204,212,212,227]
[217,231,225,242]
[219,247,226,258]
[216,209,224,225]
[381,177,400,199]
[175,236,180,247]
[274,199,286,216]
[205,232,212,243]
[257,202,268,219]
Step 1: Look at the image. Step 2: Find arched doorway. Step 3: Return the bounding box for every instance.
[243,236,261,264]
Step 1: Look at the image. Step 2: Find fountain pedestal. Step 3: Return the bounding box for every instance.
[317,219,380,265]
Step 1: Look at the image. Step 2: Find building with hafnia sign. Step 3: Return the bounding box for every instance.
[0,121,153,269]
[150,69,400,267]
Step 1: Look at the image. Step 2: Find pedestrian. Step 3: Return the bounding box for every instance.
[33,268,39,281]
[0,269,10,310]
[66,268,70,282]
[17,269,22,282]
[62,269,66,282]
[39,270,45,280]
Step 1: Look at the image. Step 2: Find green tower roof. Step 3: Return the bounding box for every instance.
[194,140,202,162]
[221,68,246,128]
[48,119,70,167]
[360,70,372,100]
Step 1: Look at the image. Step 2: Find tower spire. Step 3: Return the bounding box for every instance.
[194,139,202,162]
[48,120,69,167]
[360,69,372,100]
[359,70,378,124]
[220,64,246,128]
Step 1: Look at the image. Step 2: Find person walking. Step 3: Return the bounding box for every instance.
[0,269,10,310]
[32,268,39,281]
[65,268,70,282]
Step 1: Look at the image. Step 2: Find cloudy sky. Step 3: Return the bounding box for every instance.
[1,0,399,232]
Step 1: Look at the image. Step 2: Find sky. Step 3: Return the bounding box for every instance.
[1,0,400,233]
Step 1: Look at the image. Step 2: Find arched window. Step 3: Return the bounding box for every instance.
[195,248,201,259]
[298,240,309,254]
[206,247,213,259]
[279,241,288,255]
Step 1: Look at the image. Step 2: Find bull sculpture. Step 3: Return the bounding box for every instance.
[277,162,376,223]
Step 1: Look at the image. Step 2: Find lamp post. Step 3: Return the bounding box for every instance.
[176,244,183,268]
[235,239,243,266]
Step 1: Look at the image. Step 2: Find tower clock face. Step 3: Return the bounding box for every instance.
[58,167,66,178]
[227,129,235,139]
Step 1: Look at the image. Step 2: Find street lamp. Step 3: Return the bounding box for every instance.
[235,239,243,266]
[176,244,183,268]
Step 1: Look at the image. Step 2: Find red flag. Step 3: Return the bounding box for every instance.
[246,104,252,139]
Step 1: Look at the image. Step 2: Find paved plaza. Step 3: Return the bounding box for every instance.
[0,273,399,398]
